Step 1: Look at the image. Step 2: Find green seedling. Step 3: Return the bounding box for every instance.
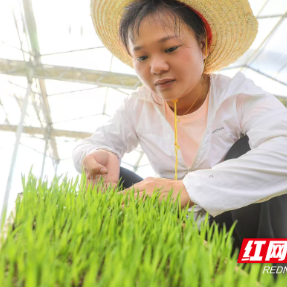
[0,170,281,287]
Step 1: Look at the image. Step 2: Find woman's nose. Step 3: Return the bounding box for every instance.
[150,57,169,74]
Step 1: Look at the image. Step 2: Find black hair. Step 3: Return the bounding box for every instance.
[119,0,206,56]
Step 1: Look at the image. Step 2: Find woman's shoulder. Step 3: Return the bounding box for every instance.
[211,72,270,100]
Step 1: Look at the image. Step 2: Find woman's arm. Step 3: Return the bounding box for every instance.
[183,92,287,217]
[73,97,139,173]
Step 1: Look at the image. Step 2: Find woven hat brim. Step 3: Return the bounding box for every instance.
[91,0,258,74]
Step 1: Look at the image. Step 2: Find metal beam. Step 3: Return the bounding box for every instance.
[0,58,141,89]
[41,124,51,179]
[0,98,11,125]
[246,66,287,87]
[257,14,287,19]
[241,11,287,73]
[276,96,287,107]
[0,82,31,225]
[256,0,271,17]
[21,0,59,171]
[0,124,92,139]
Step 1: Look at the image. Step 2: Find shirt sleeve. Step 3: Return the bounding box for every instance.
[72,97,139,173]
[183,92,287,217]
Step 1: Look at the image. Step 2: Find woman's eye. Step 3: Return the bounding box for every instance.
[137,56,148,62]
[166,46,179,53]
[136,46,180,62]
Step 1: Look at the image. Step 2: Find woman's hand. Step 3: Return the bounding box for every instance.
[118,177,194,209]
[82,150,120,189]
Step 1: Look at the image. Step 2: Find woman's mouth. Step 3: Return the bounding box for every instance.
[156,80,176,90]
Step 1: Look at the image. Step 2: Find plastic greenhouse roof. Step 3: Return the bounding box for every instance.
[0,0,287,219]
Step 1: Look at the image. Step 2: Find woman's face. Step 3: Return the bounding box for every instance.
[128,12,206,102]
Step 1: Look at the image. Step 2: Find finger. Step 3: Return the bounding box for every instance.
[118,184,141,195]
[120,189,145,204]
[83,154,107,176]
[119,178,155,194]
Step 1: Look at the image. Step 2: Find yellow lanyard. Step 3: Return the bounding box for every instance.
[171,31,208,180]
[172,99,180,180]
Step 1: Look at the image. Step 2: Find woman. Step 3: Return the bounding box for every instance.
[73,0,287,251]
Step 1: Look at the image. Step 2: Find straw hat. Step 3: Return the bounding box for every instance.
[90,0,258,74]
